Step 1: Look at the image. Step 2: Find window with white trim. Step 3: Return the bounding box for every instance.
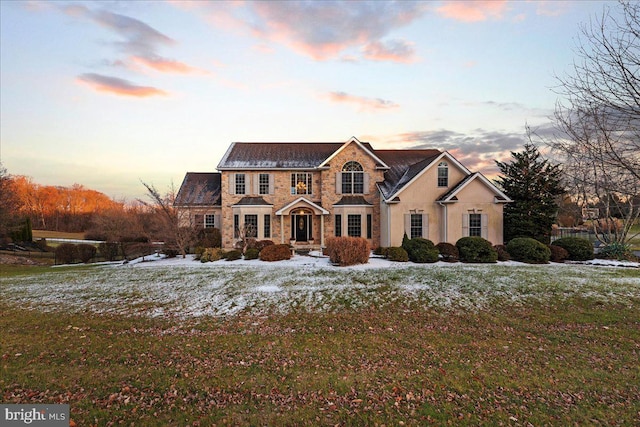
[291,173,313,195]
[335,214,342,237]
[235,174,246,195]
[259,173,270,195]
[437,162,448,187]
[347,214,361,237]
[204,214,215,228]
[342,161,364,194]
[410,214,423,239]
[264,214,271,238]
[244,214,258,238]
[469,213,482,237]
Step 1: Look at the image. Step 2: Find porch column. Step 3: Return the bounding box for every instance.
[320,215,325,247]
[280,215,284,244]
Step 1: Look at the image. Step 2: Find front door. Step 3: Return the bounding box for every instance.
[291,214,311,242]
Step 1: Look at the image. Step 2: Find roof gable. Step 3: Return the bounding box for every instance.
[437,172,513,203]
[318,136,389,169]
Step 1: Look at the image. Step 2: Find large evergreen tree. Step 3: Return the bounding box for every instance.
[495,143,565,244]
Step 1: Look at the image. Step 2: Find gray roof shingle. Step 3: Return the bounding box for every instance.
[174,172,221,206]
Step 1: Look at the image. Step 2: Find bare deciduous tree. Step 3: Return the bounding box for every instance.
[140,181,200,258]
[549,0,640,245]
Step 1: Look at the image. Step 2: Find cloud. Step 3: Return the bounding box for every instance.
[362,39,416,63]
[77,73,167,97]
[326,91,399,112]
[436,0,509,22]
[392,128,527,174]
[179,1,426,62]
[61,5,202,75]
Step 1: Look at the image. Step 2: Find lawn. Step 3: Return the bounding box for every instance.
[1,258,639,426]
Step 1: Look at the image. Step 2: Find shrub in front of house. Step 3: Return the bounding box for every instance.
[255,240,275,252]
[506,238,550,264]
[225,249,242,261]
[597,242,635,261]
[244,248,260,260]
[325,237,370,266]
[163,248,179,258]
[77,243,97,263]
[260,244,292,262]
[373,246,389,257]
[196,228,222,249]
[387,246,409,262]
[493,244,510,261]
[55,243,78,264]
[552,237,594,261]
[402,237,439,263]
[548,244,569,263]
[456,237,498,263]
[436,242,459,262]
[200,248,225,262]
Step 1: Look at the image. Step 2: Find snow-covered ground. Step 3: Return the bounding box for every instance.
[2,253,639,318]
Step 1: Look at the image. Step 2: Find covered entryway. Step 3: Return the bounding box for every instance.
[275,197,329,247]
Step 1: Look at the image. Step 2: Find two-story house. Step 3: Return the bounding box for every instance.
[174,137,511,249]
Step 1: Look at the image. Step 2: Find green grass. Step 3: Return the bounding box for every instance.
[1,263,639,425]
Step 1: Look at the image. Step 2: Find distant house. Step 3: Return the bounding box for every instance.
[175,137,511,249]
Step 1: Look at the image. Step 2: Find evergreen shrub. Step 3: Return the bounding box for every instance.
[456,237,498,263]
[244,248,260,260]
[387,247,409,262]
[552,237,594,261]
[403,237,439,263]
[506,238,550,264]
[225,250,242,261]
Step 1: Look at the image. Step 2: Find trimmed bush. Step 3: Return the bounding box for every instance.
[387,246,409,262]
[55,243,77,264]
[436,242,459,262]
[163,248,179,258]
[196,228,222,249]
[548,245,569,263]
[255,240,275,252]
[373,246,389,257]
[456,237,498,263]
[260,244,292,262]
[493,244,510,262]
[225,249,242,261]
[244,248,260,260]
[552,237,594,261]
[325,237,370,266]
[506,238,550,264]
[200,248,225,262]
[403,237,439,263]
[77,243,97,263]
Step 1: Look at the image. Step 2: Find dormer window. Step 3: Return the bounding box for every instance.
[437,162,448,187]
[341,161,364,194]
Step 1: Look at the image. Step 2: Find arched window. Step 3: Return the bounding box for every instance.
[437,162,448,187]
[342,161,364,194]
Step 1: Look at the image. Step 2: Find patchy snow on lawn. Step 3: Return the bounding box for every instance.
[2,254,639,318]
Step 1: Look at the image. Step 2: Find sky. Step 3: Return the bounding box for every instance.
[0,0,619,201]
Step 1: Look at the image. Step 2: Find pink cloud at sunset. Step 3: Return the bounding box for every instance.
[362,39,417,63]
[130,56,205,74]
[327,91,399,112]
[77,73,167,97]
[436,0,509,22]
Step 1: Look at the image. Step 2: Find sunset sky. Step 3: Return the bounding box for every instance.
[0,1,617,200]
